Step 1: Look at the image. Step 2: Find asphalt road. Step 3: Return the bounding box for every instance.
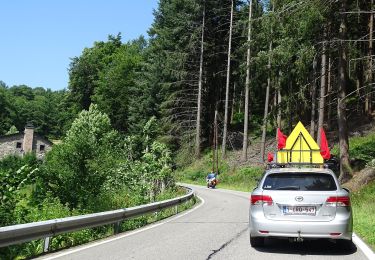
[39,184,369,260]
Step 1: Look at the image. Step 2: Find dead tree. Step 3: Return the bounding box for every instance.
[242,0,253,161]
[260,2,274,162]
[195,2,206,158]
[222,0,234,158]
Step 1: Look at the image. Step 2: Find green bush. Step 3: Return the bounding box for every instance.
[0,107,181,259]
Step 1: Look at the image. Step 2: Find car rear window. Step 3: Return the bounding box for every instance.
[262,173,337,191]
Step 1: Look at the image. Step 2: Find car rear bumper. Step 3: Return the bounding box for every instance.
[250,214,353,240]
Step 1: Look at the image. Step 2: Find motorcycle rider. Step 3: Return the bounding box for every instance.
[206,171,218,188]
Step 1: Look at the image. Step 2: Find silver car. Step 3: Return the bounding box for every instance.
[249,167,352,247]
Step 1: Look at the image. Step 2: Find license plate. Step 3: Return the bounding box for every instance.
[283,206,316,215]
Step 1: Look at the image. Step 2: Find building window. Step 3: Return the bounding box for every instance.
[40,145,45,152]
[16,142,22,148]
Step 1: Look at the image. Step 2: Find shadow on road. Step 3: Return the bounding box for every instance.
[255,238,357,256]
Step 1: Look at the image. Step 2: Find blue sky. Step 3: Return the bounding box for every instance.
[0,0,158,90]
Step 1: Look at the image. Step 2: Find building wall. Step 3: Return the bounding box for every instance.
[0,135,24,159]
[23,127,34,153]
[34,137,52,159]
[0,135,52,160]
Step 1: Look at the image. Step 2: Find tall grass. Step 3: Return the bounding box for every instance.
[351,181,375,250]
[175,152,264,192]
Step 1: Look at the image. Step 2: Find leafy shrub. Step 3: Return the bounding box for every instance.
[0,107,180,259]
[0,155,39,227]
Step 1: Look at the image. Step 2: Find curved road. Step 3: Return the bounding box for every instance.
[39,184,368,260]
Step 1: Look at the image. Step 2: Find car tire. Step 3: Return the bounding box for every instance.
[250,235,264,247]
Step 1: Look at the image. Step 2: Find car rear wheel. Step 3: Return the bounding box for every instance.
[250,235,264,247]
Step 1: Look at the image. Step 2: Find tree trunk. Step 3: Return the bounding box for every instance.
[242,0,252,161]
[277,71,282,130]
[365,0,373,115]
[212,110,218,173]
[338,0,352,183]
[260,1,274,162]
[260,41,272,162]
[356,59,364,115]
[327,56,333,130]
[310,56,318,139]
[195,3,205,158]
[222,0,234,158]
[230,82,236,124]
[317,29,327,145]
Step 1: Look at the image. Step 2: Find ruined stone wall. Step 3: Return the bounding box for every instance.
[0,135,24,159]
[0,134,52,160]
[34,137,52,159]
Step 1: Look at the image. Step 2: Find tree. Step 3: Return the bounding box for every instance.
[68,34,122,110]
[93,39,144,132]
[147,0,202,150]
[260,1,274,163]
[42,104,119,207]
[242,0,253,161]
[317,28,327,145]
[222,0,235,158]
[0,87,12,135]
[365,0,374,116]
[337,0,352,183]
[195,2,206,158]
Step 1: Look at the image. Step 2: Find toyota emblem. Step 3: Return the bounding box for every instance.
[295,196,303,202]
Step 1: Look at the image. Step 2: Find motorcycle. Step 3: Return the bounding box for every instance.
[206,177,218,188]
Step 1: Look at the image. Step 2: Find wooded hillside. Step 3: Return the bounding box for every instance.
[1,0,374,182]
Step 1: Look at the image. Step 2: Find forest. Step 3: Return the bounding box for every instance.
[0,0,374,257]
[2,0,374,179]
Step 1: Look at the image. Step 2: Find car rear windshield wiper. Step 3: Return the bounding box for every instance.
[274,186,300,190]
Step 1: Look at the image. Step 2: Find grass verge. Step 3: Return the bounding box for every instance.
[351,181,375,251]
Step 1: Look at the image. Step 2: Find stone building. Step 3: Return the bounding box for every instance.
[0,124,53,159]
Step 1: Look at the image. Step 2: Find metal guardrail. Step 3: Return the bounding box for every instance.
[0,186,194,250]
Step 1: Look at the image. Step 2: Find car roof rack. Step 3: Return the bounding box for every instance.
[266,160,339,171]
[267,162,327,170]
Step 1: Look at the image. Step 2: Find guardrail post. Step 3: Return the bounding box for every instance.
[175,205,178,214]
[43,236,51,253]
[114,221,121,235]
[154,211,159,221]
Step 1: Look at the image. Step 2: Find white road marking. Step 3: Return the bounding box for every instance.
[353,233,375,260]
[39,195,205,260]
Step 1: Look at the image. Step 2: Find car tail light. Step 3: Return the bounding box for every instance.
[259,230,269,234]
[330,233,341,236]
[251,195,273,206]
[326,196,350,207]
